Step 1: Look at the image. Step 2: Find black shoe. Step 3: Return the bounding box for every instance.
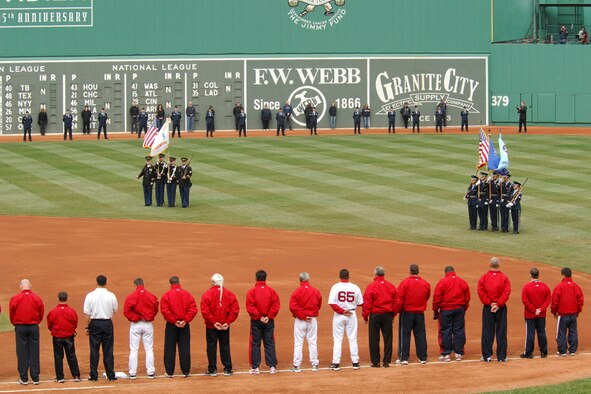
[513,231,519,234]
[329,363,340,371]
[370,363,380,368]
[383,363,389,368]
[88,377,98,382]
[223,369,233,376]
[541,353,548,358]
[520,353,533,359]
[108,377,118,382]
[205,370,217,377]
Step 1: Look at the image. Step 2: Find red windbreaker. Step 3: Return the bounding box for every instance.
[124,285,159,322]
[477,270,511,307]
[289,281,322,320]
[200,285,240,329]
[394,276,430,313]
[521,280,551,319]
[47,303,78,338]
[551,278,584,316]
[432,271,471,312]
[362,276,397,319]
[246,281,280,320]
[9,290,44,325]
[160,284,198,324]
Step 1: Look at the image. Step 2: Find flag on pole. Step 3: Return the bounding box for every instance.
[143,118,169,156]
[496,133,509,171]
[487,134,500,171]
[477,127,490,169]
[143,118,160,149]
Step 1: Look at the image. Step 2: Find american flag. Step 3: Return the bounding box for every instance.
[477,128,489,169]
[142,118,160,149]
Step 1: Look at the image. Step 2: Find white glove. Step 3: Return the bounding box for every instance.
[484,201,489,206]
[463,197,467,201]
[507,202,513,208]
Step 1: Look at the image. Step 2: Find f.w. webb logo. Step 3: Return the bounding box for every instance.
[287,0,347,30]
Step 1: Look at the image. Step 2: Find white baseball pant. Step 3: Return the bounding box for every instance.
[129,321,155,375]
[332,312,359,364]
[293,317,318,367]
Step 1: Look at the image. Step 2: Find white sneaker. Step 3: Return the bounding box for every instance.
[401,360,409,365]
[311,364,319,372]
[395,359,401,365]
[289,366,301,373]
[249,368,260,375]
[455,354,462,361]
[558,353,567,357]
[420,360,427,364]
[269,367,277,375]
[438,355,451,362]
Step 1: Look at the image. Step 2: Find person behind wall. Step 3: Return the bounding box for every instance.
[38,106,48,136]
[578,26,588,44]
[559,26,568,44]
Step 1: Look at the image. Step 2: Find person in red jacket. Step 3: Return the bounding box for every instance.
[551,267,584,356]
[288,272,322,373]
[520,268,551,359]
[394,264,431,365]
[477,257,511,362]
[160,276,198,377]
[246,270,280,375]
[200,273,240,377]
[47,292,81,383]
[362,266,397,368]
[432,266,470,362]
[123,278,159,379]
[9,279,44,386]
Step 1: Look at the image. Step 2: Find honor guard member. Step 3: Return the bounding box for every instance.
[47,291,81,383]
[551,267,584,357]
[200,274,240,377]
[123,278,159,379]
[205,106,215,137]
[477,172,489,230]
[97,108,108,139]
[289,272,322,373]
[171,106,182,138]
[329,102,337,129]
[238,110,247,137]
[246,270,281,375]
[186,102,196,132]
[130,103,140,134]
[477,258,511,363]
[520,268,551,359]
[465,175,479,230]
[488,171,500,231]
[435,108,444,133]
[138,108,149,138]
[22,111,33,142]
[137,156,156,206]
[179,157,192,208]
[412,106,421,133]
[160,276,198,378]
[261,104,272,132]
[432,266,470,362]
[328,269,364,371]
[507,181,522,234]
[309,107,319,135]
[362,104,371,129]
[9,279,45,385]
[166,156,179,207]
[233,102,244,132]
[460,106,469,132]
[362,266,397,368]
[63,110,73,141]
[284,101,293,130]
[394,264,431,365]
[437,99,447,127]
[353,107,362,134]
[499,174,513,233]
[276,108,286,136]
[155,153,168,207]
[81,106,92,135]
[387,107,396,134]
[517,102,527,133]
[400,102,411,129]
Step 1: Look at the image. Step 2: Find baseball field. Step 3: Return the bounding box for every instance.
[0,126,589,393]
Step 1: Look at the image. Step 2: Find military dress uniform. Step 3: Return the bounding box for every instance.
[63,112,73,141]
[466,176,478,230]
[435,109,444,133]
[477,173,489,230]
[22,112,33,141]
[488,173,500,231]
[137,156,156,206]
[353,109,362,134]
[387,109,396,133]
[276,110,286,136]
[412,108,420,133]
[138,111,149,138]
[166,157,179,207]
[499,176,514,233]
[155,154,168,207]
[179,158,192,208]
[508,181,522,234]
[171,110,182,138]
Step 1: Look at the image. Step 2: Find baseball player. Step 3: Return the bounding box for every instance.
[328,269,363,371]
[123,278,159,379]
[289,272,322,373]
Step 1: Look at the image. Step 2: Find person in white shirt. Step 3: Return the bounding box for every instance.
[328,269,363,371]
[83,275,118,382]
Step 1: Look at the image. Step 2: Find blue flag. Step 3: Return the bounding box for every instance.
[487,134,500,171]
[496,134,510,171]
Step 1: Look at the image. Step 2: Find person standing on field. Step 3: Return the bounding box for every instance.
[520,268,551,359]
[551,267,584,357]
[289,272,322,373]
[47,291,81,383]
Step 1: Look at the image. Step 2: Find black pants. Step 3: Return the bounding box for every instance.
[143,186,153,206]
[500,205,510,232]
[88,319,115,380]
[164,322,191,375]
[442,111,447,127]
[97,124,108,139]
[15,324,40,383]
[489,201,499,230]
[131,117,138,133]
[286,116,293,130]
[206,123,215,136]
[39,122,47,135]
[53,336,80,380]
[276,124,285,136]
[239,125,246,137]
[138,124,147,138]
[262,119,270,130]
[436,122,442,133]
[398,312,427,362]
[412,121,420,133]
[354,122,361,134]
[23,127,32,141]
[524,317,547,356]
[368,313,394,365]
[310,122,317,135]
[388,121,395,133]
[519,118,527,132]
[556,314,578,354]
[83,120,90,134]
[403,116,409,128]
[468,201,478,230]
[461,119,468,131]
[481,305,507,361]
[206,327,232,372]
[172,124,181,138]
[478,202,488,230]
[511,208,520,233]
[439,308,466,355]
[64,127,72,140]
[249,319,277,368]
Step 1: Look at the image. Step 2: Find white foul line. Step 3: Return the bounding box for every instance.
[0,385,113,393]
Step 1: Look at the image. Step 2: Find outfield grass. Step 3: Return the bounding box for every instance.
[0,313,12,333]
[0,133,589,272]
[487,378,591,393]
